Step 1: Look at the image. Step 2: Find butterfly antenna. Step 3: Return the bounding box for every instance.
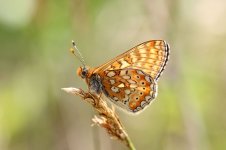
[70,40,86,67]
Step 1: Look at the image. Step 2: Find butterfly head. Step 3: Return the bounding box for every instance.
[77,66,89,79]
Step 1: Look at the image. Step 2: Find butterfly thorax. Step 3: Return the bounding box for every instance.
[88,74,103,94]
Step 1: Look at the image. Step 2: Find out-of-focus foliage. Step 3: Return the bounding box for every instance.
[0,0,226,150]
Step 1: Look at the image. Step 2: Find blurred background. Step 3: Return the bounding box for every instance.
[0,0,226,150]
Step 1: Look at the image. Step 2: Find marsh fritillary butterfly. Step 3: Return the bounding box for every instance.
[71,40,170,113]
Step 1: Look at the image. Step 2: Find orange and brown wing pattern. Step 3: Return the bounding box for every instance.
[94,40,169,81]
[99,68,158,113]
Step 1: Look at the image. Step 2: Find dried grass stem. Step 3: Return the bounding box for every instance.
[62,87,136,150]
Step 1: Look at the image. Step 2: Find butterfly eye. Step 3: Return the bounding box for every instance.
[77,67,88,79]
[82,70,87,77]
[81,68,88,78]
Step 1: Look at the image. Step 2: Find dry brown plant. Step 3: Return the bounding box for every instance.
[62,87,136,150]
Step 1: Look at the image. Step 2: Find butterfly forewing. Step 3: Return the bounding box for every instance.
[98,68,157,113]
[94,40,169,81]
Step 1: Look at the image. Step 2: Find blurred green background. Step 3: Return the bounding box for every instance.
[0,0,226,150]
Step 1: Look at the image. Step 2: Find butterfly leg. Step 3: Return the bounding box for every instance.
[94,92,103,106]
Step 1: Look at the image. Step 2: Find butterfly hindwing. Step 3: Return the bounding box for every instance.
[99,68,158,113]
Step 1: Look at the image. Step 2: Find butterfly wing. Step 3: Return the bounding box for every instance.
[99,68,158,113]
[94,40,170,81]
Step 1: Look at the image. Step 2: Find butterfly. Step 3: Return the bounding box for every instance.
[71,40,170,113]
